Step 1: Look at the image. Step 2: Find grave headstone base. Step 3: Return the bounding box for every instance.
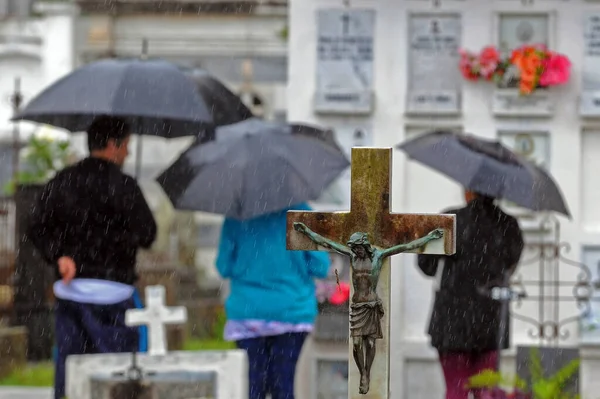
[67,350,248,399]
[90,370,217,399]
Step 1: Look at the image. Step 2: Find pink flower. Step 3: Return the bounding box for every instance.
[477,46,500,80]
[479,46,500,64]
[540,53,571,86]
[459,50,480,80]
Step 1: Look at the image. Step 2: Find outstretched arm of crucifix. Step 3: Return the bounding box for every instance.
[381,228,444,258]
[293,222,352,257]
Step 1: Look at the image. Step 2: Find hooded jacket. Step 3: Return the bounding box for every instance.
[216,203,331,324]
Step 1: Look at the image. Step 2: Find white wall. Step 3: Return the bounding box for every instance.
[0,2,76,141]
[289,0,594,397]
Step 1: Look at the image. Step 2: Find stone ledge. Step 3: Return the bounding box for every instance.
[34,1,80,16]
[76,0,287,15]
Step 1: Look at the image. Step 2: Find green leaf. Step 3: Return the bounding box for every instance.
[532,380,558,399]
[513,375,528,391]
[548,359,580,391]
[529,347,544,383]
[526,347,579,399]
[467,369,504,389]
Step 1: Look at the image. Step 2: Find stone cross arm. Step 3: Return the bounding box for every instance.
[125,285,188,357]
[286,147,456,255]
[287,211,455,255]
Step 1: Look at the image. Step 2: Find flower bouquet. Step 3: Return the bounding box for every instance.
[466,348,580,399]
[459,44,571,95]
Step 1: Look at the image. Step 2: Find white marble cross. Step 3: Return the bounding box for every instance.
[125,285,187,357]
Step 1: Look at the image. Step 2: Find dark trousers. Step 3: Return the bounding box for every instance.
[438,350,498,399]
[236,332,308,399]
[54,298,138,399]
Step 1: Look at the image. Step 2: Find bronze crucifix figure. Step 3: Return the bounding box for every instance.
[286,147,456,398]
[294,223,443,393]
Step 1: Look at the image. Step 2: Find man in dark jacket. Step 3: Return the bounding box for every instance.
[28,116,157,399]
[417,191,524,399]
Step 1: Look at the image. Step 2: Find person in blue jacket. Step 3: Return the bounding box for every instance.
[216,202,331,399]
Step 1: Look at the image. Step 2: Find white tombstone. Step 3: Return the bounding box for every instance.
[125,285,187,357]
[66,350,248,399]
[66,285,248,399]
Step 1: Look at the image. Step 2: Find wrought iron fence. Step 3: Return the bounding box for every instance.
[509,215,593,345]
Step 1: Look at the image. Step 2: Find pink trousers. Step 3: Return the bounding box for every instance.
[438,351,498,399]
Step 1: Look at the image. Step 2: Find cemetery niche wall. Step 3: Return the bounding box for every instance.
[288,0,589,397]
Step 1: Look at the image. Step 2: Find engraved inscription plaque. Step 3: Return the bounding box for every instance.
[314,8,375,115]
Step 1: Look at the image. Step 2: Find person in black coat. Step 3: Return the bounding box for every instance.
[28,116,157,399]
[417,191,524,399]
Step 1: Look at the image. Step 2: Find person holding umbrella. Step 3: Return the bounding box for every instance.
[27,116,157,399]
[216,203,331,399]
[398,131,570,399]
[156,118,350,399]
[416,190,524,399]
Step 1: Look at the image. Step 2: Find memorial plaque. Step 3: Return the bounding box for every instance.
[498,131,550,169]
[498,14,549,54]
[314,8,375,114]
[495,14,553,112]
[493,89,553,116]
[497,131,550,224]
[406,13,462,115]
[580,14,600,116]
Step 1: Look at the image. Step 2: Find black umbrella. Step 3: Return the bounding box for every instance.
[181,67,254,127]
[397,130,570,217]
[12,58,214,138]
[156,118,349,220]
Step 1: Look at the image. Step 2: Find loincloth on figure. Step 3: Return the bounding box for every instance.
[350,299,384,339]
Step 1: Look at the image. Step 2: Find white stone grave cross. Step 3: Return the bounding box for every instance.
[125,285,188,357]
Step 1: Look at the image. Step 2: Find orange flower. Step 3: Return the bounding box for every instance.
[521,70,535,82]
[520,79,535,94]
[510,44,551,94]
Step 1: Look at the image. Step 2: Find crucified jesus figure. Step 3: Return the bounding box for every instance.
[293,222,444,395]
